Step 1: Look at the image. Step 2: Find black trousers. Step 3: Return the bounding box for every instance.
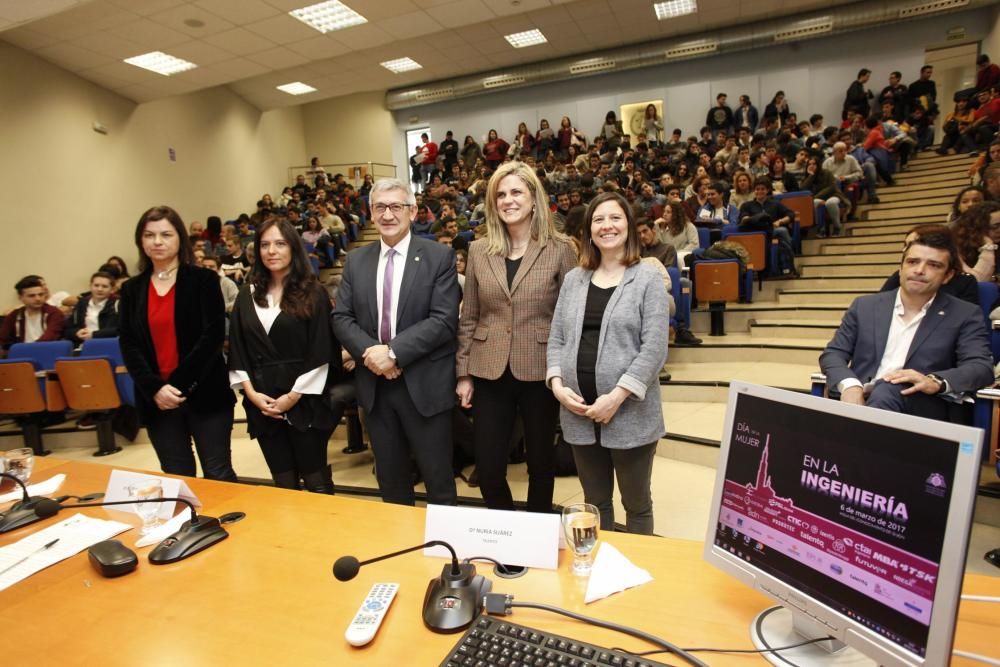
[145,403,236,481]
[472,369,558,513]
[256,424,333,487]
[366,377,456,507]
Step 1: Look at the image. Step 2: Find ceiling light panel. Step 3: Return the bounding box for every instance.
[504,29,547,48]
[654,0,698,20]
[381,57,422,74]
[276,82,318,95]
[124,52,197,76]
[289,0,367,34]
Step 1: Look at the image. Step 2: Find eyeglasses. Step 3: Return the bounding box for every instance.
[373,202,411,215]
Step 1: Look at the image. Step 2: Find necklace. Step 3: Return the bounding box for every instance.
[155,265,178,281]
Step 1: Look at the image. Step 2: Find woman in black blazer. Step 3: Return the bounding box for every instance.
[228,218,340,493]
[118,206,237,481]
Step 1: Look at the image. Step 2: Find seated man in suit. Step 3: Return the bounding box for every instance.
[333,177,461,506]
[820,227,993,420]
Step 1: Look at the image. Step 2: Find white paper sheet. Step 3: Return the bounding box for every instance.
[0,513,132,591]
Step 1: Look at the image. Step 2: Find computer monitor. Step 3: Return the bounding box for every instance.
[703,382,983,667]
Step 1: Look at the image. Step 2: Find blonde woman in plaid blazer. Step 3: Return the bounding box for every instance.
[456,161,578,513]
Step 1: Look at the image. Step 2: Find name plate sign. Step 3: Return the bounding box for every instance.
[423,505,561,570]
[104,470,201,520]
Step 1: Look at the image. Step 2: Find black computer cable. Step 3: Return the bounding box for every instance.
[482,593,709,667]
[617,635,834,657]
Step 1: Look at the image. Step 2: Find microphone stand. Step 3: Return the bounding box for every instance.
[0,472,62,533]
[333,539,493,633]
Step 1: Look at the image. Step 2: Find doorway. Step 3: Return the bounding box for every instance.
[405,127,430,190]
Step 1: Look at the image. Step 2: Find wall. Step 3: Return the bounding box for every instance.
[0,41,307,300]
[389,7,997,173]
[300,90,397,182]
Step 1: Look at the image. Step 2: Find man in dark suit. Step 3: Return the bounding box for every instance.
[820,228,993,420]
[333,178,461,506]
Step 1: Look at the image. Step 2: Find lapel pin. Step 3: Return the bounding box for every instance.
[937,311,944,315]
[414,256,421,262]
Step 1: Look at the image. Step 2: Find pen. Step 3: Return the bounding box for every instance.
[0,538,60,576]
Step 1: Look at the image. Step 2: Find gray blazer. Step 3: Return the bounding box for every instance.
[546,262,669,449]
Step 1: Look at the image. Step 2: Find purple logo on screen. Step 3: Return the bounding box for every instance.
[925,473,947,497]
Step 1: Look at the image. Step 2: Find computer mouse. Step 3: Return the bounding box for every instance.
[88,539,138,577]
[148,515,228,564]
[986,548,1000,570]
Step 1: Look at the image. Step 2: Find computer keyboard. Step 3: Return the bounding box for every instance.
[440,615,670,667]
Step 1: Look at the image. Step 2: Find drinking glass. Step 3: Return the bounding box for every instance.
[4,448,34,484]
[562,503,600,576]
[127,480,164,535]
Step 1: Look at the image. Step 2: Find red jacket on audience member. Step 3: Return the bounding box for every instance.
[0,304,64,349]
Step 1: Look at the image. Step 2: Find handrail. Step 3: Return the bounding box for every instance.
[286,161,396,188]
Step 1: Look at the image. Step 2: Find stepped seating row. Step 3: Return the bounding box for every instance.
[0,338,134,457]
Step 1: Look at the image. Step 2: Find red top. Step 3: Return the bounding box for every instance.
[147,281,178,380]
[975,97,1000,125]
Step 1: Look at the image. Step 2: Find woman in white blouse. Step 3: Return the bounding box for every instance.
[228,218,341,493]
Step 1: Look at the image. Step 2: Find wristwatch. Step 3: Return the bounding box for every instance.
[387,346,396,361]
[926,373,945,394]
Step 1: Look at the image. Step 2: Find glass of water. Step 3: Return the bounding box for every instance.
[562,503,600,576]
[127,480,164,535]
[4,448,34,484]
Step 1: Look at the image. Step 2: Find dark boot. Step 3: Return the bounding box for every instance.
[272,470,300,490]
[302,468,335,495]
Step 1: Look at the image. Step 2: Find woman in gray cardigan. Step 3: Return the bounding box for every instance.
[546,192,669,535]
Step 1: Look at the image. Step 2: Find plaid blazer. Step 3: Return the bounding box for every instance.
[456,236,577,382]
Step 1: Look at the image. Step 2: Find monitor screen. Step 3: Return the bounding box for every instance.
[704,382,982,666]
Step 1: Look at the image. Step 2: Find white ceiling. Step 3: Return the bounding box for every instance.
[1,0,864,110]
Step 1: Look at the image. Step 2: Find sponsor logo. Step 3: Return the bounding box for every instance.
[849,573,869,587]
[925,473,947,497]
[829,563,843,575]
[904,601,923,614]
[833,540,847,554]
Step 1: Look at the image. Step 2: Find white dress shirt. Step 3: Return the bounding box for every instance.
[229,288,328,394]
[838,291,933,395]
[85,298,106,333]
[376,231,412,342]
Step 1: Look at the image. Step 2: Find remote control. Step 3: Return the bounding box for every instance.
[345,582,399,647]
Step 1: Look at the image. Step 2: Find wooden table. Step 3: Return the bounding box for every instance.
[2,458,998,666]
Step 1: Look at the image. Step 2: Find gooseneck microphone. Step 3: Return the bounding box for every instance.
[334,539,492,634]
[334,539,461,581]
[0,472,62,533]
[62,497,229,564]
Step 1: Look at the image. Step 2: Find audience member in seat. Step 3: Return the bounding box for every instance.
[696,180,740,230]
[880,225,979,305]
[638,219,701,347]
[947,186,986,226]
[962,87,1000,153]
[228,218,340,494]
[219,236,251,285]
[0,275,65,350]
[333,178,461,507]
[105,255,131,292]
[820,226,993,420]
[738,177,796,274]
[63,271,118,345]
[984,163,1000,201]
[800,157,846,237]
[728,171,755,209]
[118,206,237,481]
[953,201,1000,282]
[455,161,577,514]
[547,192,669,535]
[201,256,238,313]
